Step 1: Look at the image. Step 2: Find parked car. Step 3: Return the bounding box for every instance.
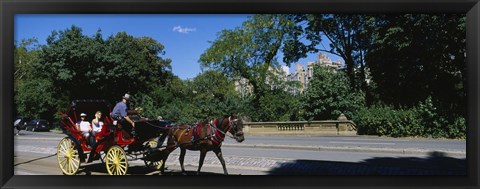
[25,119,50,132]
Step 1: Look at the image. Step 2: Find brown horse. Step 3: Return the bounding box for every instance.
[159,115,245,175]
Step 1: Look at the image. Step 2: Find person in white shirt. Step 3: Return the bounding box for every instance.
[76,113,94,146]
[91,111,103,137]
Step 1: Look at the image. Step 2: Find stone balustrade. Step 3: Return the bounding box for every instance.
[242,119,357,136]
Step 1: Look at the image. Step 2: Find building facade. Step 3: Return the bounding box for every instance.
[287,53,344,95]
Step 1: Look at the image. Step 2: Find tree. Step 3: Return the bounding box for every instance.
[14,38,42,117]
[199,14,299,111]
[35,26,172,101]
[303,65,365,120]
[366,14,466,119]
[255,89,303,122]
[14,38,41,82]
[20,25,173,121]
[284,14,374,92]
[189,70,241,120]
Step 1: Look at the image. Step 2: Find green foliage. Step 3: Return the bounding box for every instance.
[352,104,420,137]
[353,97,466,139]
[415,96,466,138]
[36,26,172,102]
[284,14,375,92]
[199,14,299,110]
[448,117,466,139]
[14,38,40,82]
[15,79,57,119]
[15,25,172,122]
[133,70,243,123]
[14,16,467,139]
[367,14,466,118]
[303,65,365,121]
[251,90,302,122]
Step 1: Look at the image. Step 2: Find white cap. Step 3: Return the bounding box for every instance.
[123,93,131,100]
[80,113,87,117]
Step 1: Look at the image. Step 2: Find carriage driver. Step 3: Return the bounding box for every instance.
[111,93,136,136]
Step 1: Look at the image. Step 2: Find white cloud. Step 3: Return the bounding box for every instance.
[172,25,197,34]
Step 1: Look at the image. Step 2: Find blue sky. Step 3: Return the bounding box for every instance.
[15,14,343,80]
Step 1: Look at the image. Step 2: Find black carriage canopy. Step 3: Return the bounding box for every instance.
[66,99,112,122]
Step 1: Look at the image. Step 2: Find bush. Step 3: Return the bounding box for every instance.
[415,96,466,139]
[352,105,419,137]
[446,116,466,139]
[353,96,466,139]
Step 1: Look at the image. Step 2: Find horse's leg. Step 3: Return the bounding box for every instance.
[197,149,207,175]
[160,149,172,175]
[213,147,228,175]
[179,148,187,174]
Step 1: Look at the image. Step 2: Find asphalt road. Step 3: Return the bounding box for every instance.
[13,130,466,175]
[16,130,466,155]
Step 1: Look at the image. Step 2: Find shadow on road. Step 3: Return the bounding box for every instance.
[267,151,466,175]
[14,153,57,167]
[79,163,225,175]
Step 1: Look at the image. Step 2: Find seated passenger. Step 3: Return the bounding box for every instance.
[77,113,94,146]
[91,111,104,140]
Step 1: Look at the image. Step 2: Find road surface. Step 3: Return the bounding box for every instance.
[14,131,466,175]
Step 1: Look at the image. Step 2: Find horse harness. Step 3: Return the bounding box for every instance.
[172,117,237,147]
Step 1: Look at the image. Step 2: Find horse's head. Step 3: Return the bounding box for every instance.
[228,114,244,143]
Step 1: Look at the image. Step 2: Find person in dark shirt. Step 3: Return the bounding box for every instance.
[111,94,136,136]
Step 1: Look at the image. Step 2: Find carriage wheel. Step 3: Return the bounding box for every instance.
[57,137,80,175]
[143,154,163,170]
[144,158,163,170]
[105,145,128,175]
[143,140,163,170]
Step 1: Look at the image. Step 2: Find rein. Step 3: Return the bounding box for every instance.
[143,121,170,130]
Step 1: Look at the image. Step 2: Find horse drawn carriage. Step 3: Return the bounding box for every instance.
[56,99,170,175]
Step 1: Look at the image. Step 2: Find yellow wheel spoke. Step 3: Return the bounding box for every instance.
[60,159,68,168]
[108,153,114,160]
[119,164,127,169]
[105,146,128,175]
[57,138,80,175]
[60,141,67,150]
[59,150,67,156]
[71,158,79,164]
[68,160,73,172]
[60,156,68,163]
[60,160,66,170]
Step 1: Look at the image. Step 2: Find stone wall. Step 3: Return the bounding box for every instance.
[243,119,357,136]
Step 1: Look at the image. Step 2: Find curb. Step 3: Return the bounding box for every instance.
[16,136,465,157]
